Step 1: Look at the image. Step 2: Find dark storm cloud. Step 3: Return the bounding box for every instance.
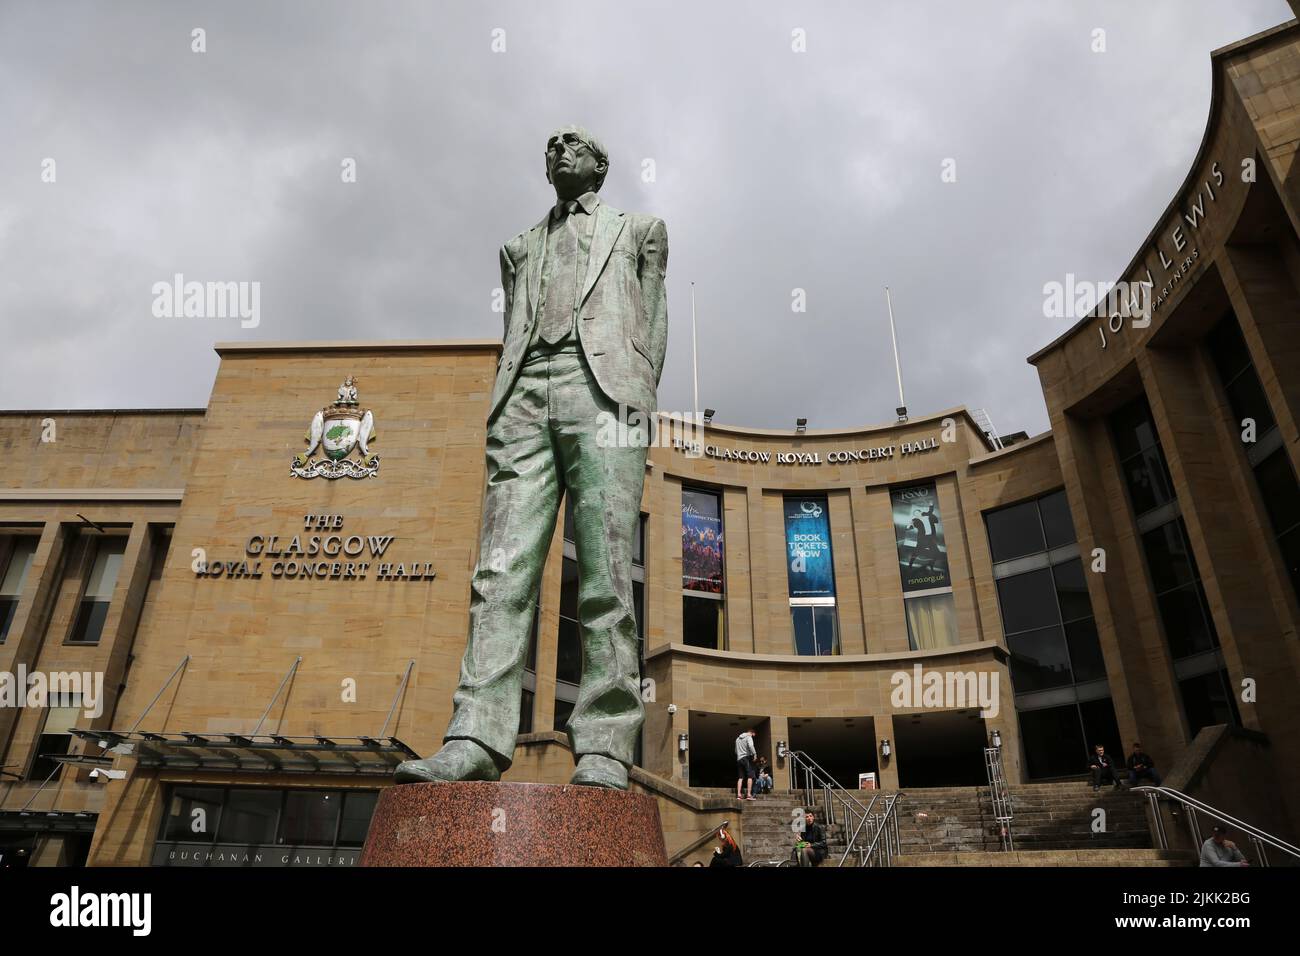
[0,0,1291,435]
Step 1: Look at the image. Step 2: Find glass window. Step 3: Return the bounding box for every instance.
[1156,584,1218,659]
[216,789,280,845]
[554,698,575,732]
[337,792,378,847]
[1052,558,1092,623]
[1079,697,1124,766]
[28,696,81,782]
[1255,448,1300,541]
[985,500,1045,563]
[1110,397,1162,463]
[1179,669,1240,737]
[1017,704,1086,779]
[791,604,839,656]
[67,536,126,644]
[1208,315,1276,434]
[337,792,377,847]
[1063,617,1107,684]
[904,592,959,651]
[519,688,535,734]
[683,594,725,650]
[1119,446,1177,517]
[996,568,1059,635]
[0,537,37,642]
[556,617,582,686]
[1007,625,1072,692]
[279,790,340,847]
[1039,490,1077,549]
[161,787,224,843]
[1140,522,1197,594]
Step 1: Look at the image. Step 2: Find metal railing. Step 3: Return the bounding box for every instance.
[984,746,1014,851]
[1134,786,1300,866]
[784,749,900,867]
[666,818,732,866]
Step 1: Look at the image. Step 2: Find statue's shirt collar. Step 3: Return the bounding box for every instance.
[551,190,601,221]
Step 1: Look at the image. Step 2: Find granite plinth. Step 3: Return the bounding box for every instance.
[359,781,668,867]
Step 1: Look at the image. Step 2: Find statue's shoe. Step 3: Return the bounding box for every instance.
[570,753,629,790]
[393,739,502,784]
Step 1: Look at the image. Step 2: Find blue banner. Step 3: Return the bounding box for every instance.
[783,497,835,598]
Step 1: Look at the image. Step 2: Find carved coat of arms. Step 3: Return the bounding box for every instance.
[291,376,379,479]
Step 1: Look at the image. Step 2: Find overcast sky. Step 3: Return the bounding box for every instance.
[1,0,1292,436]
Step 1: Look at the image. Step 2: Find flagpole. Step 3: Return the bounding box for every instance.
[885,286,907,421]
[691,282,700,423]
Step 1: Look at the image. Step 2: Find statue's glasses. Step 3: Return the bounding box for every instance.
[546,132,593,158]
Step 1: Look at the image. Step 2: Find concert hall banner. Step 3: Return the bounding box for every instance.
[682,489,724,592]
[783,497,835,599]
[891,483,951,592]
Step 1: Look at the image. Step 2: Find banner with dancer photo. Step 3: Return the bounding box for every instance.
[682,489,724,592]
[891,483,951,592]
[783,497,835,598]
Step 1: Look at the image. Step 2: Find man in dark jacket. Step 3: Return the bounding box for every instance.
[1088,744,1121,791]
[793,810,828,867]
[1126,741,1161,787]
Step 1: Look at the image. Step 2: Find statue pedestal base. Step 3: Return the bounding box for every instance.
[359,781,668,867]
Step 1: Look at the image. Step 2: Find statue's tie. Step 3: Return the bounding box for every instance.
[540,201,581,344]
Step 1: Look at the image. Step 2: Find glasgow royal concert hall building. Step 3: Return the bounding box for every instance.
[3,17,1300,868]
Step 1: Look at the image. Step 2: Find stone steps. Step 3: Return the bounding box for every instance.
[729,780,1157,864]
[893,849,1195,867]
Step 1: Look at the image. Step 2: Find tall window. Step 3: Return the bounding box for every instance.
[67,534,127,645]
[0,536,38,642]
[1110,396,1238,736]
[682,487,725,650]
[1207,313,1300,604]
[28,695,81,782]
[159,786,379,850]
[986,490,1120,778]
[783,496,838,655]
[891,483,958,649]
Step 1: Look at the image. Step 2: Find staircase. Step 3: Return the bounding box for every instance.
[728,781,1198,867]
[897,781,1153,855]
[737,793,855,865]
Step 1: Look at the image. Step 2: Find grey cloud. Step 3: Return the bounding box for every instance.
[0,0,1291,435]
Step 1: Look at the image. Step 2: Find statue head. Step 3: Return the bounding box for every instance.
[544,125,609,199]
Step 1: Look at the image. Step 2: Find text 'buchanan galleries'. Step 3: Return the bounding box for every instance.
[192,513,435,581]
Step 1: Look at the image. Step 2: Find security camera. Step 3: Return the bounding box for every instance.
[667,704,677,715]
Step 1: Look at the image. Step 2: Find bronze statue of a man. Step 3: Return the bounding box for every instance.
[395,126,668,790]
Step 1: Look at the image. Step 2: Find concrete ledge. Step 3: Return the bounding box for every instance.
[215,338,503,356]
[0,488,186,502]
[645,640,1009,668]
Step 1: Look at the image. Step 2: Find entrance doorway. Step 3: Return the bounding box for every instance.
[686,712,769,788]
[893,709,987,787]
[786,716,878,790]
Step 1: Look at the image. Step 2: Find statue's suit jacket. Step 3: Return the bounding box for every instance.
[490,200,668,423]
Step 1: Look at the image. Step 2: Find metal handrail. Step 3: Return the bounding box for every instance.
[786,749,872,815]
[666,818,732,866]
[784,749,884,867]
[1133,786,1300,866]
[854,791,903,867]
[984,746,1014,851]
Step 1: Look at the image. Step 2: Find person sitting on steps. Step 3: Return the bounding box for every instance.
[792,810,828,867]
